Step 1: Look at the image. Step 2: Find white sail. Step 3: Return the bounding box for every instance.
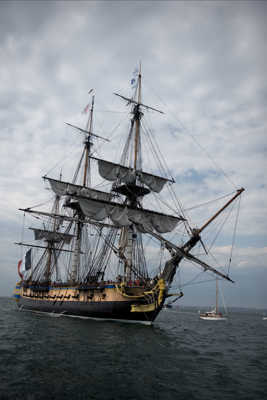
[45,177,111,202]
[30,228,74,244]
[97,159,171,193]
[78,197,180,233]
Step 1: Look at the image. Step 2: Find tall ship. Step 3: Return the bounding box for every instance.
[14,67,244,324]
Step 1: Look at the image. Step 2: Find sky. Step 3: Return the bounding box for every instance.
[0,0,266,308]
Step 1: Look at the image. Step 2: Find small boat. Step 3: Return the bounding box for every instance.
[200,278,227,320]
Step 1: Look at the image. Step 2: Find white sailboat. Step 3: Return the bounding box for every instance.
[200,278,227,320]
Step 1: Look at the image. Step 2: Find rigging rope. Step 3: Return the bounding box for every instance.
[141,119,169,178]
[227,194,242,275]
[43,128,82,178]
[219,283,228,314]
[206,201,236,253]
[141,118,191,235]
[20,213,26,259]
[25,196,55,210]
[72,147,86,184]
[184,191,236,212]
[142,80,238,190]
[177,269,206,288]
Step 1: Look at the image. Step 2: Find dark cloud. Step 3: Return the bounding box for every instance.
[0,0,266,306]
[0,1,57,36]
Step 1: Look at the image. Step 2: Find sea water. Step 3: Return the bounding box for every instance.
[0,297,266,400]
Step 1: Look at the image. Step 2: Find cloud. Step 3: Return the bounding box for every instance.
[0,0,266,307]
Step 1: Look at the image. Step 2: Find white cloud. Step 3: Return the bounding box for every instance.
[210,245,267,269]
[0,0,266,307]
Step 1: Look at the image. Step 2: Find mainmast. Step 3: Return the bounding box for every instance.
[95,68,167,283]
[118,65,146,282]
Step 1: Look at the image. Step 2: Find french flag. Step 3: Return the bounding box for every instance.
[18,249,32,279]
[82,103,90,114]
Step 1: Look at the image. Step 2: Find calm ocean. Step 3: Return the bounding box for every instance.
[0,297,266,400]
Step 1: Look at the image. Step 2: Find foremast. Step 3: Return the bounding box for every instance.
[16,92,100,285]
[69,92,95,284]
[120,66,142,282]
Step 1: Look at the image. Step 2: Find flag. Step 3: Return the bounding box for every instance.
[17,260,23,279]
[130,67,139,89]
[18,249,32,278]
[24,249,32,270]
[82,103,90,114]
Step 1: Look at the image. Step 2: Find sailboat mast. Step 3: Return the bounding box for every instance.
[216,278,218,314]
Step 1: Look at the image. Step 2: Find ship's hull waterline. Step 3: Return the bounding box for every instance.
[14,283,165,324]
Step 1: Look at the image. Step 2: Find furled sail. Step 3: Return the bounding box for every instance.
[78,197,181,233]
[30,228,74,244]
[97,158,172,193]
[44,177,111,202]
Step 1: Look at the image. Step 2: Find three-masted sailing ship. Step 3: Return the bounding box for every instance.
[13,68,244,324]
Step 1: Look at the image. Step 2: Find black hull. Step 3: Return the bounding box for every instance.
[17,297,162,324]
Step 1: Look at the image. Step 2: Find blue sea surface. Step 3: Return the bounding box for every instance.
[0,297,266,400]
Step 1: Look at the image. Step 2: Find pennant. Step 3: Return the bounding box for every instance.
[130,67,139,89]
[82,103,90,114]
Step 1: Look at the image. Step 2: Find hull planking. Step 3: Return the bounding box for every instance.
[14,281,165,324]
